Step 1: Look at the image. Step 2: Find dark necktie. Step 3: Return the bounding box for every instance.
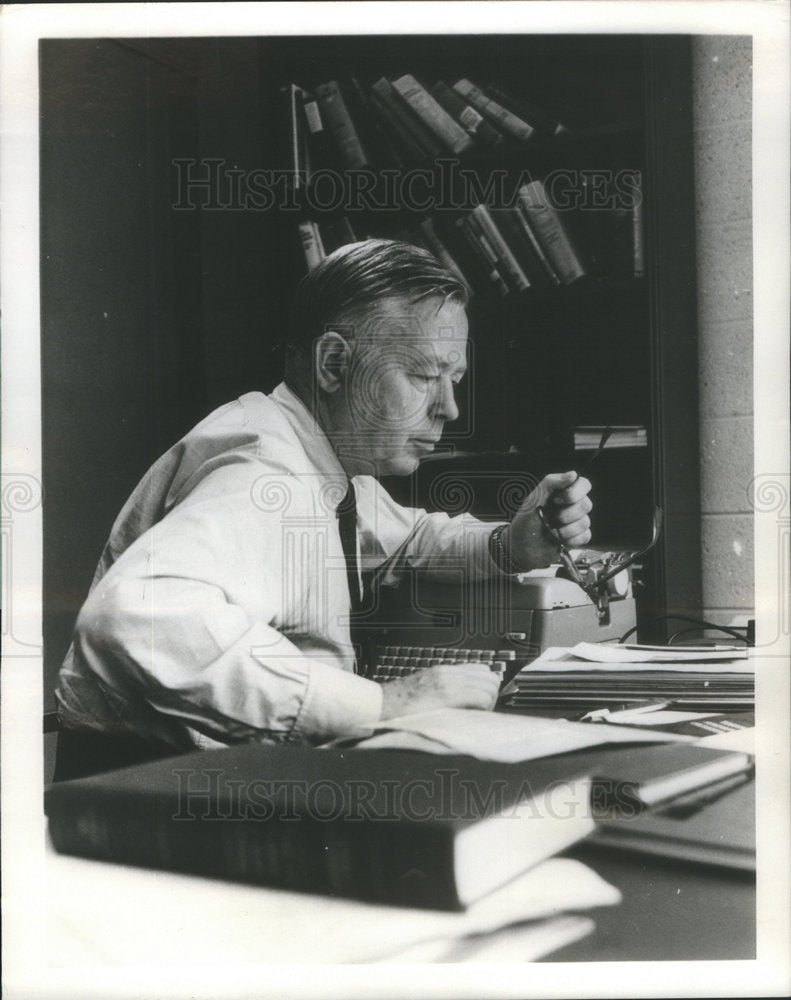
[337,483,366,671]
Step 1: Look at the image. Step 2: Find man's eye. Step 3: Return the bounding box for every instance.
[409,372,439,383]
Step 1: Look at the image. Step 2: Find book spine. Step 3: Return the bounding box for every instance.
[489,207,552,287]
[517,181,586,284]
[371,78,443,160]
[483,81,565,136]
[298,220,325,271]
[301,91,335,172]
[431,81,504,148]
[511,203,561,285]
[452,79,534,142]
[392,74,474,155]
[471,204,531,292]
[316,80,370,169]
[456,216,509,297]
[418,218,471,289]
[368,90,426,163]
[632,172,644,277]
[348,75,406,169]
[280,84,310,190]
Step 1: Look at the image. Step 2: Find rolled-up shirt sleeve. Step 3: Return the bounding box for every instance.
[356,477,504,584]
[66,462,383,747]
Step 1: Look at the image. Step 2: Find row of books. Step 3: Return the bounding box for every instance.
[296,177,643,298]
[284,75,569,180]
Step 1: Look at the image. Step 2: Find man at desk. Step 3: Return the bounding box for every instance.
[55,240,593,770]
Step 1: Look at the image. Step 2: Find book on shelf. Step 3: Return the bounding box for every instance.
[318,215,358,255]
[452,78,535,143]
[315,80,370,170]
[392,74,475,155]
[489,206,556,288]
[300,89,337,174]
[278,83,311,192]
[483,81,570,137]
[345,75,406,170]
[453,216,509,298]
[45,744,595,911]
[370,77,444,161]
[470,204,531,293]
[507,202,561,285]
[417,217,471,288]
[517,180,587,285]
[573,425,647,449]
[432,80,504,148]
[297,219,326,270]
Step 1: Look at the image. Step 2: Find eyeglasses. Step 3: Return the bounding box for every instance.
[537,426,663,625]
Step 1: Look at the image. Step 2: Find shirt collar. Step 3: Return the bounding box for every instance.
[269,383,350,502]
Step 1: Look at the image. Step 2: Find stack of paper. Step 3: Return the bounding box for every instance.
[506,643,754,713]
[47,836,620,964]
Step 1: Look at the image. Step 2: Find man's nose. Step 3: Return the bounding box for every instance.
[432,375,459,423]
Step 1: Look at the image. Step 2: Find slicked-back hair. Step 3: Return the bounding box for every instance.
[283,239,469,387]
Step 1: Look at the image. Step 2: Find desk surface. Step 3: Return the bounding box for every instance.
[44,785,755,966]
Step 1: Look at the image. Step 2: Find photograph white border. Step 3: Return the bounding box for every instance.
[2,2,789,998]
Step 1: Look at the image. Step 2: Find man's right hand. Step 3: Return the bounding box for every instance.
[379,662,500,720]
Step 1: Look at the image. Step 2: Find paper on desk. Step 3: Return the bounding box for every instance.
[524,645,753,673]
[336,707,690,762]
[46,827,619,966]
[570,642,749,663]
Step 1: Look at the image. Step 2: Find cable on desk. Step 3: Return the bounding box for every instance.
[618,614,754,646]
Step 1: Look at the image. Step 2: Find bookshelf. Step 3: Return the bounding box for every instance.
[254,34,699,638]
[40,34,701,703]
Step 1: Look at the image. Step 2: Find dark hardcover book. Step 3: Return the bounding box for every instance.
[316,80,370,169]
[471,204,531,293]
[392,74,474,155]
[297,219,326,271]
[301,90,338,173]
[318,216,358,255]
[483,82,569,137]
[45,744,594,911]
[371,77,444,160]
[590,742,754,813]
[368,90,427,164]
[452,78,535,143]
[346,76,406,170]
[432,80,504,148]
[417,217,471,289]
[509,202,561,285]
[517,180,587,285]
[454,216,509,297]
[592,776,755,871]
[489,207,554,287]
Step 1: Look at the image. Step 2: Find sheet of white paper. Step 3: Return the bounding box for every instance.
[693,727,757,754]
[522,646,754,674]
[570,641,749,663]
[602,709,718,726]
[347,708,689,762]
[46,828,618,966]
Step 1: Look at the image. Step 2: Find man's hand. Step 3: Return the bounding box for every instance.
[379,663,500,720]
[504,471,592,571]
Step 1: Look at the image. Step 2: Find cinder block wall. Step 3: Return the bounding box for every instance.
[692,36,755,631]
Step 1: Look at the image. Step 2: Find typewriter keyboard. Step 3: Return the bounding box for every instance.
[368,644,517,683]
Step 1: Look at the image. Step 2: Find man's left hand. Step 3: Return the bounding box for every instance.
[504,470,592,571]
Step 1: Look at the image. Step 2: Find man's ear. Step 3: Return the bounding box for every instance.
[314,331,351,393]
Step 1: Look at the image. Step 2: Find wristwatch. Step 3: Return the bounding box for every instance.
[488,523,525,575]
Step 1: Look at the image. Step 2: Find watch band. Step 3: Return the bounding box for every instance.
[488,523,525,575]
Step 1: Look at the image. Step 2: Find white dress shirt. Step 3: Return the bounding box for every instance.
[56,384,501,749]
